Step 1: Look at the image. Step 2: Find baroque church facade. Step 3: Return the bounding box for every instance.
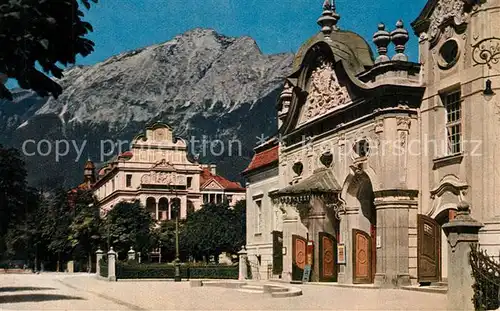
[243,0,500,286]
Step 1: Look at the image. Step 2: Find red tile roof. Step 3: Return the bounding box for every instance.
[118,151,133,159]
[200,168,245,191]
[242,145,279,175]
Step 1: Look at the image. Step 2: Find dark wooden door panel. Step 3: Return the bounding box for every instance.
[417,214,441,283]
[353,229,372,284]
[272,231,283,275]
[319,232,337,282]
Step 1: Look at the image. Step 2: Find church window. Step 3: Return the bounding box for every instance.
[255,200,262,235]
[111,178,115,192]
[444,90,462,155]
[126,174,132,188]
[187,177,192,189]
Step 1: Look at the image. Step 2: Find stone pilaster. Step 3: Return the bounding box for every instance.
[337,206,358,284]
[373,189,418,288]
[443,201,483,311]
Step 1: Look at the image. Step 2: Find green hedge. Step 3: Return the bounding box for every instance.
[116,262,238,280]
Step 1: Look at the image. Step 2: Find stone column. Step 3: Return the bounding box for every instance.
[238,247,248,281]
[442,201,483,311]
[155,201,159,221]
[373,190,417,288]
[108,247,117,282]
[96,248,104,276]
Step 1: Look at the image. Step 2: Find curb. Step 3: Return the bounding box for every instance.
[401,286,447,295]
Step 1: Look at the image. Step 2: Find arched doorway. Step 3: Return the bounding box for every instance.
[158,198,169,221]
[146,197,157,220]
[345,173,376,284]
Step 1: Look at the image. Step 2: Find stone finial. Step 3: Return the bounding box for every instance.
[373,23,391,64]
[317,0,340,36]
[391,20,409,61]
[96,248,103,255]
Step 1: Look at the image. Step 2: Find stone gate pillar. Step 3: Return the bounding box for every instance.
[238,247,248,281]
[107,247,117,282]
[95,248,103,276]
[373,190,418,288]
[442,201,483,311]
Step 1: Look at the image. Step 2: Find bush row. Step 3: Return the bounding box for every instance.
[116,262,238,280]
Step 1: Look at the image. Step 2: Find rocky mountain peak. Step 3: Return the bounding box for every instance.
[0,28,294,188]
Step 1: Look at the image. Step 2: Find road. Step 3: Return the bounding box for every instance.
[0,273,447,310]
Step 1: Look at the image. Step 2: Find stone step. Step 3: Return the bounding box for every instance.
[241,284,264,290]
[237,288,264,294]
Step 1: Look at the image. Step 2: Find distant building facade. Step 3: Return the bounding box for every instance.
[79,123,245,220]
[243,0,500,286]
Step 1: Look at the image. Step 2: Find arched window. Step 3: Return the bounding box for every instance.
[146,197,157,220]
[187,200,195,216]
[170,198,181,219]
[158,198,168,220]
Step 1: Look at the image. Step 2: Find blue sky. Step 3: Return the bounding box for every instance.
[7,0,427,89]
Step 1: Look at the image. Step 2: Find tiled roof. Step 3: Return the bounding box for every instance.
[118,151,133,159]
[242,145,279,175]
[200,168,245,191]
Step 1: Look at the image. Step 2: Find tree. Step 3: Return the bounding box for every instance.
[182,203,246,263]
[104,201,153,259]
[68,190,101,272]
[151,219,187,262]
[0,0,98,100]
[0,145,31,237]
[46,190,74,270]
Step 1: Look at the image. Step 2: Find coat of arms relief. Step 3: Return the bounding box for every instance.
[298,60,350,125]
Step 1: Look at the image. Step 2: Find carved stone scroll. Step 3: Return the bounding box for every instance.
[428,0,469,45]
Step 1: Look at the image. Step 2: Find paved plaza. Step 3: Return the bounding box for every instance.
[0,273,447,310]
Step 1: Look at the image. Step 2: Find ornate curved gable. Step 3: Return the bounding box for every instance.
[411,0,474,46]
[297,58,351,126]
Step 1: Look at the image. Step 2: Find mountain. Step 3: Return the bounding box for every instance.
[0,28,293,189]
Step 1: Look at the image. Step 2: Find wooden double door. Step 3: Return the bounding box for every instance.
[292,233,338,282]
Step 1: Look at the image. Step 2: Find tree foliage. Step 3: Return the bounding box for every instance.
[0,145,30,236]
[0,0,98,100]
[181,202,246,262]
[104,201,154,259]
[68,190,101,271]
